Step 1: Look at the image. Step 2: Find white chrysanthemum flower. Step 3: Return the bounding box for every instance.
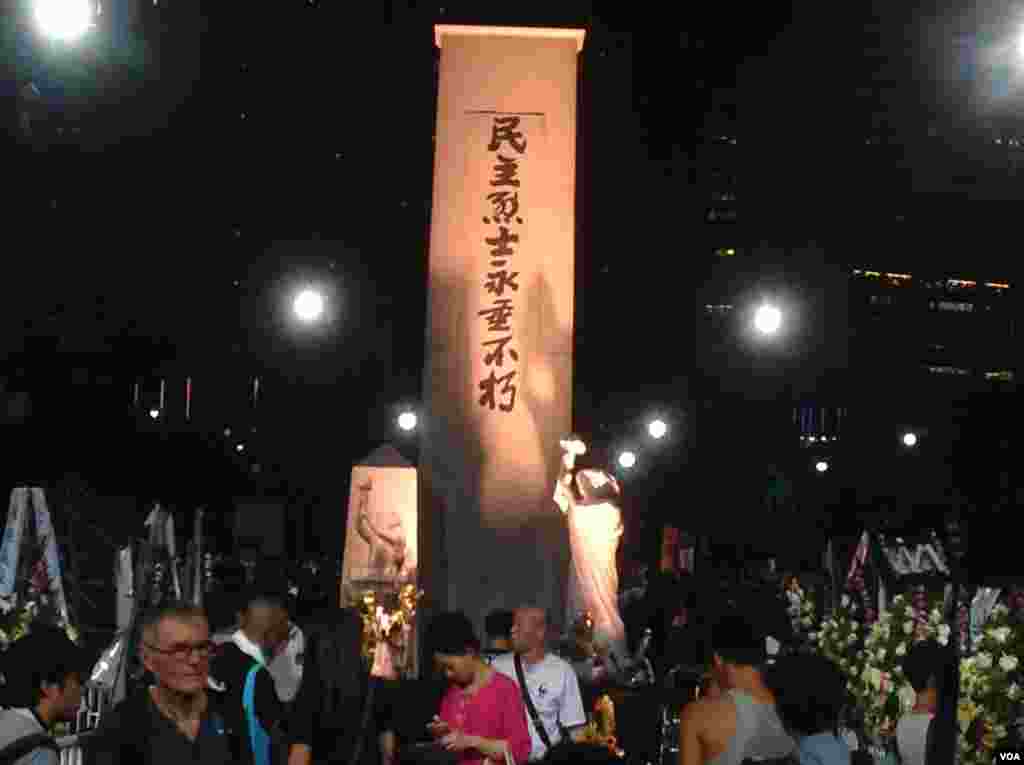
[842,594,851,608]
[1008,683,1021,700]
[938,624,951,646]
[847,634,857,645]
[898,684,917,712]
[876,648,886,661]
[903,620,914,635]
[992,627,1012,644]
[895,643,906,656]
[999,655,1018,672]
[976,652,993,670]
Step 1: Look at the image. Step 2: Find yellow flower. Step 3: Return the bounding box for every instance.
[958,700,978,732]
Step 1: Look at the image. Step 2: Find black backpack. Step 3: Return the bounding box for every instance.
[0,732,59,764]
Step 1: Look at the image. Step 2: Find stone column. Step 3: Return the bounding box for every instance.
[419,25,585,637]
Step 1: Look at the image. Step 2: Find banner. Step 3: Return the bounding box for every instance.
[421,25,585,629]
[0,488,70,626]
[341,446,418,591]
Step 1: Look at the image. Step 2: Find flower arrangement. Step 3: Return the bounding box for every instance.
[850,591,947,741]
[0,533,76,649]
[354,583,423,676]
[815,594,866,681]
[957,601,1024,765]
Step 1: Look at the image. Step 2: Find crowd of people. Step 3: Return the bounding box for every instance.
[0,578,962,765]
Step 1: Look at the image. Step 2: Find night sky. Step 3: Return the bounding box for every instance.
[2,0,1022,560]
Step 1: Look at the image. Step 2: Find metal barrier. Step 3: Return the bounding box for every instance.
[59,685,112,764]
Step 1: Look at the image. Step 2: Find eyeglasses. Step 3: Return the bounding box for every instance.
[144,641,215,662]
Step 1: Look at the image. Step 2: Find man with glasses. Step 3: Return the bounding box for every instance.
[85,601,233,764]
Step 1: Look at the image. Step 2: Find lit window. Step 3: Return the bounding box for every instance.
[704,304,734,315]
[712,191,737,202]
[985,370,1015,382]
[714,247,737,257]
[927,365,970,376]
[706,208,737,223]
[947,278,976,289]
[885,272,912,282]
[935,300,973,312]
[986,281,1010,291]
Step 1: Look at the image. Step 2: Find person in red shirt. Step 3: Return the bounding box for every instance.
[425,612,531,765]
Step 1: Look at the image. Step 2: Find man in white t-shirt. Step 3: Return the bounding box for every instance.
[492,607,587,762]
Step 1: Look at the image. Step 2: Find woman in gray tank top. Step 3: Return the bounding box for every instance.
[680,614,794,765]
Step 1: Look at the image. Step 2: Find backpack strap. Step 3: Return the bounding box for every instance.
[243,664,272,765]
[0,732,58,765]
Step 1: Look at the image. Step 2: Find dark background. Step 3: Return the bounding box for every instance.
[1,0,1020,632]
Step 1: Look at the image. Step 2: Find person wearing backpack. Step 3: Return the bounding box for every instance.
[0,625,90,765]
[764,653,851,765]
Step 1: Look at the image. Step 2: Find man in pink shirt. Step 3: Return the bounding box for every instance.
[426,611,532,765]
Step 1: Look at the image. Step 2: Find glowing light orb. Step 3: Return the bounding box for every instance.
[397,411,418,431]
[648,419,668,439]
[293,289,325,322]
[34,0,94,41]
[754,304,783,335]
[815,460,829,473]
[902,432,918,447]
[149,409,160,420]
[617,451,637,469]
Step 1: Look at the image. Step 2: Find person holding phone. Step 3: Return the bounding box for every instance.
[424,612,531,765]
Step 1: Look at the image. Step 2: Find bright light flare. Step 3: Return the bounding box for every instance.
[148,409,160,420]
[617,451,637,469]
[34,0,94,41]
[902,432,918,447]
[648,419,668,439]
[397,411,418,432]
[815,460,829,473]
[293,288,325,322]
[754,304,783,335]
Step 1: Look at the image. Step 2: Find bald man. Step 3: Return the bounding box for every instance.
[492,607,587,761]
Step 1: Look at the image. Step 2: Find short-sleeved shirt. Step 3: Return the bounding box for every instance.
[0,709,57,765]
[491,653,587,761]
[437,671,532,765]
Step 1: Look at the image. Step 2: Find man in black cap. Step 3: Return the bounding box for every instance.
[0,625,90,764]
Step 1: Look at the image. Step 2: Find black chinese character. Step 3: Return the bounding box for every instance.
[482,335,519,366]
[486,191,522,224]
[490,155,521,187]
[478,298,514,332]
[488,116,527,153]
[485,226,518,259]
[479,369,518,412]
[485,269,519,296]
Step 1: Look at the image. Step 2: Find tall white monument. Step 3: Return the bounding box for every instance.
[419,25,585,632]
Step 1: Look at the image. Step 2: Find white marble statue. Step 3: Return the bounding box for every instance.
[555,437,628,665]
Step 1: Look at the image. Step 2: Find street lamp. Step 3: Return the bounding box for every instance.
[814,460,829,473]
[617,450,637,470]
[292,288,325,323]
[33,0,95,41]
[648,419,668,440]
[397,411,418,432]
[902,432,918,448]
[754,303,783,335]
